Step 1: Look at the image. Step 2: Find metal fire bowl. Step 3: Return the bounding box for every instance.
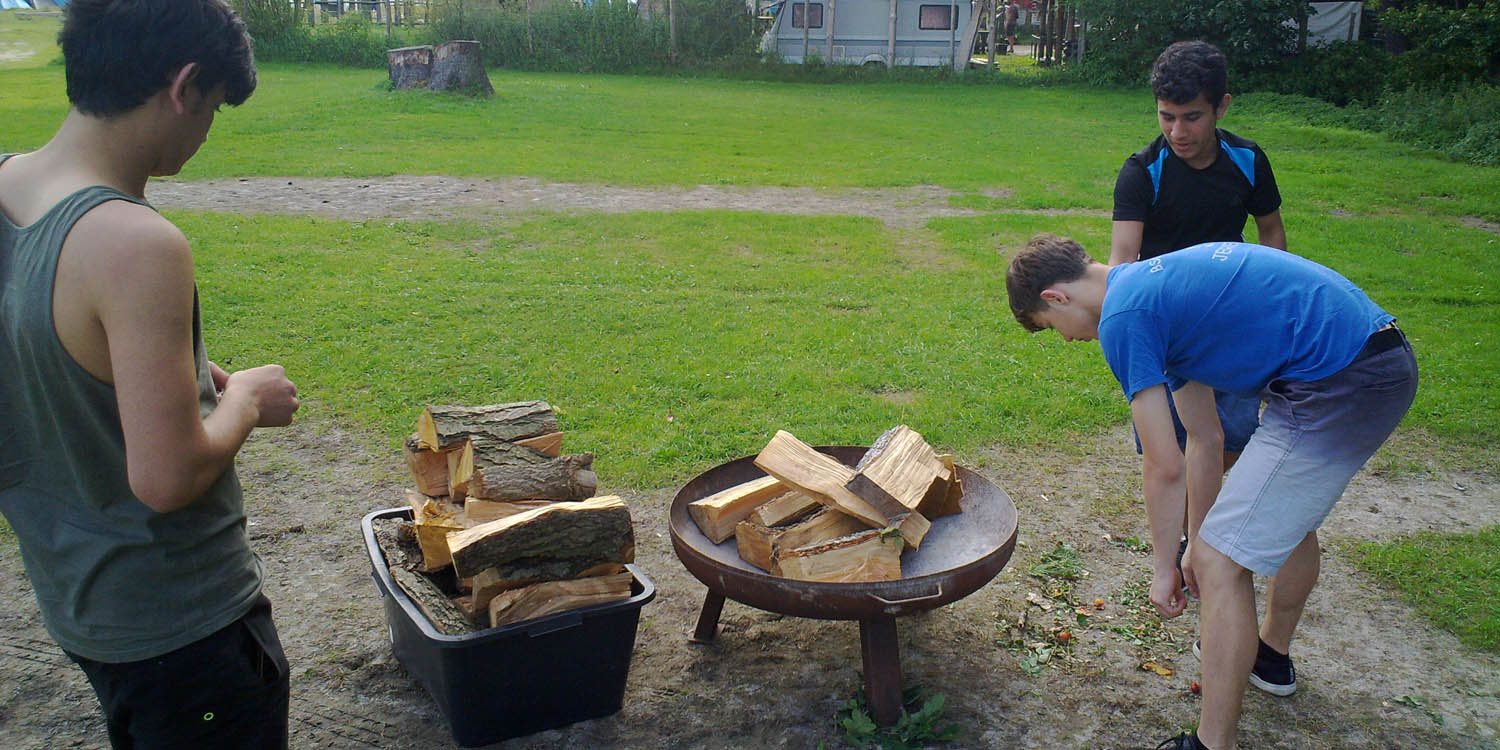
[668,447,1018,621]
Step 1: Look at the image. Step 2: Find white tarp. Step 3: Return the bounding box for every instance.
[1306,1,1362,46]
[0,0,34,9]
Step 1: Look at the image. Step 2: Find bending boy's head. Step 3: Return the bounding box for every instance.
[1149,41,1227,106]
[1006,234,1092,332]
[60,0,256,117]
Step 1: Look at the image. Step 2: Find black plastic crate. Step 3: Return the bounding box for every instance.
[362,507,656,747]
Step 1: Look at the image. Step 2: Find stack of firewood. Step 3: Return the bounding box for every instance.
[688,426,963,583]
[373,401,635,635]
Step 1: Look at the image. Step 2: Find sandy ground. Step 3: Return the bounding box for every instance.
[2,178,1497,749]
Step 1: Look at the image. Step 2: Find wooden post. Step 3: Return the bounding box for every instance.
[887,0,897,67]
[802,0,810,62]
[948,1,956,71]
[826,0,836,61]
[988,0,996,68]
[526,0,535,56]
[668,0,678,64]
[385,0,392,42]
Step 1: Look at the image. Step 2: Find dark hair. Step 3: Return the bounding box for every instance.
[60,0,256,117]
[1149,40,1227,106]
[1006,234,1092,332]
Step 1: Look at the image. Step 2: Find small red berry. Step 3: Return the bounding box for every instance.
[1190,681,1202,694]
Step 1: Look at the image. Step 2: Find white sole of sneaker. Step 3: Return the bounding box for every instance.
[1248,672,1297,697]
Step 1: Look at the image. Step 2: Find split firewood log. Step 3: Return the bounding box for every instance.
[688,475,788,543]
[488,571,635,627]
[772,528,903,583]
[735,506,867,572]
[753,431,896,528]
[415,401,558,452]
[447,495,634,582]
[448,436,597,502]
[846,425,952,517]
[748,490,822,527]
[404,434,449,496]
[407,489,467,570]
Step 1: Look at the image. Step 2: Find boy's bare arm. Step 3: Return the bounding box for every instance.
[1172,381,1224,540]
[1109,220,1145,265]
[1253,210,1287,251]
[61,204,298,512]
[1131,384,1189,619]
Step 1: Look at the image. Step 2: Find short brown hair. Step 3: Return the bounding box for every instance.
[1006,234,1092,332]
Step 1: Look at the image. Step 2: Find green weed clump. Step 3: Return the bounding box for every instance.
[833,686,963,749]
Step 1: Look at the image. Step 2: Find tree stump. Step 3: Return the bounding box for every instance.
[386,40,493,96]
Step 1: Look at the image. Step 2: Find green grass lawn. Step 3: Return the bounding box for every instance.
[2,11,1498,650]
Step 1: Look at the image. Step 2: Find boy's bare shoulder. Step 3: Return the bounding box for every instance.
[68,199,191,267]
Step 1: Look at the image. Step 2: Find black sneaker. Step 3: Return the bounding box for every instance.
[1191,638,1298,697]
[1155,732,1206,750]
[1249,639,1297,696]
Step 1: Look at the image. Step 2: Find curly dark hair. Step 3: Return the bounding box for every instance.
[1006,234,1092,332]
[1149,40,1227,106]
[60,0,256,117]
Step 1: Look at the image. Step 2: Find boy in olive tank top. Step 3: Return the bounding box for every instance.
[0,1,299,746]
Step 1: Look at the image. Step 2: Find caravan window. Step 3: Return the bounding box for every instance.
[791,2,824,28]
[918,4,953,29]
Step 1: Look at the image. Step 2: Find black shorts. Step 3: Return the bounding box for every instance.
[66,595,290,750]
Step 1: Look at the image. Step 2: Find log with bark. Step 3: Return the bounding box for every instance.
[687,475,788,543]
[447,495,635,582]
[470,562,626,613]
[415,401,559,452]
[389,564,476,635]
[448,436,597,502]
[487,571,634,627]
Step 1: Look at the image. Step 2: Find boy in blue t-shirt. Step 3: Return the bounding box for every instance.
[1006,235,1417,750]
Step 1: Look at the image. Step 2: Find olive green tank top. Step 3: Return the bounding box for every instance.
[0,154,262,662]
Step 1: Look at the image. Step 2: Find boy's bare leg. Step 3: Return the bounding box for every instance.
[1260,531,1320,654]
[1195,541,1257,750]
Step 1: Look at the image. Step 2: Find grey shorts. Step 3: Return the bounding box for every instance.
[1198,328,1418,576]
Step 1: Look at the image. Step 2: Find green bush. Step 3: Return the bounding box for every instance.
[251,14,397,68]
[1376,1,1500,88]
[1241,40,1395,106]
[1070,0,1308,87]
[423,0,756,73]
[1345,82,1500,166]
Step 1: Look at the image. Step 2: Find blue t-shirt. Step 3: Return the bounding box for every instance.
[1099,243,1394,400]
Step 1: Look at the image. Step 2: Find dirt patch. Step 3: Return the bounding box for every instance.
[147,177,1000,229]
[1460,216,1500,236]
[2,419,1495,749]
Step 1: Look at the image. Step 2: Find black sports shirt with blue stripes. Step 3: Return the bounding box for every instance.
[1112,128,1282,261]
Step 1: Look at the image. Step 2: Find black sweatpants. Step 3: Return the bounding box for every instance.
[66,595,290,750]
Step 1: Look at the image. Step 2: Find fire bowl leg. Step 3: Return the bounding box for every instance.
[859,615,903,725]
[689,590,726,644]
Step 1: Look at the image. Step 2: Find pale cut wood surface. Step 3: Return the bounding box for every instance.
[487,571,634,627]
[752,431,890,528]
[688,475,787,543]
[772,529,902,583]
[749,490,822,527]
[403,434,449,496]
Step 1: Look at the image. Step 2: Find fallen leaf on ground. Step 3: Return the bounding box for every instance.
[1140,661,1174,677]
